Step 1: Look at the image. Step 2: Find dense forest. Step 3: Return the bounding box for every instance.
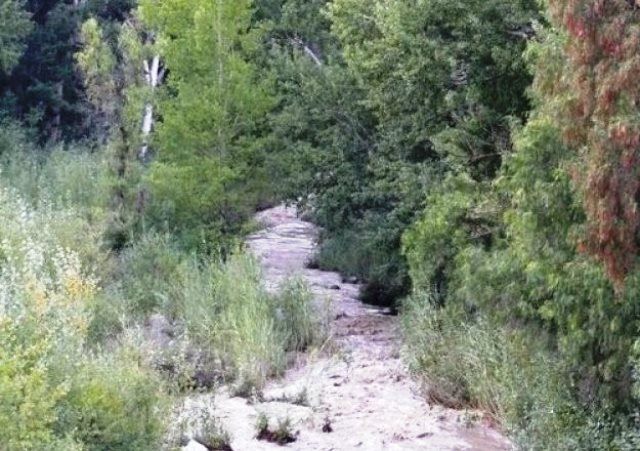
[2,0,640,449]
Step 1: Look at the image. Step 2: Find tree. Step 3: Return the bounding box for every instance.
[0,0,32,74]
[0,0,135,141]
[139,0,274,249]
[547,0,640,288]
[76,11,165,249]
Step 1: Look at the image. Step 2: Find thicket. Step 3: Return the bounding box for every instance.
[0,1,326,447]
[401,2,640,449]
[0,118,325,449]
[0,133,165,450]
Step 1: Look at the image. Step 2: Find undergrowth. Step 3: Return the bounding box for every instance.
[402,292,640,450]
[176,254,327,394]
[0,180,166,450]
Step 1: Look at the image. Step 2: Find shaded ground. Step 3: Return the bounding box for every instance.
[182,205,512,451]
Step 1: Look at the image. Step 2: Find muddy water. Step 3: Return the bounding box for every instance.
[184,205,512,451]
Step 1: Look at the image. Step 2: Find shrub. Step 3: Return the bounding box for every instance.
[0,181,166,449]
[402,291,640,450]
[0,319,77,451]
[58,350,166,451]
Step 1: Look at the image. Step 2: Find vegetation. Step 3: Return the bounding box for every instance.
[2,0,640,449]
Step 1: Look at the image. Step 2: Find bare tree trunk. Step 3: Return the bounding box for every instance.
[140,54,164,161]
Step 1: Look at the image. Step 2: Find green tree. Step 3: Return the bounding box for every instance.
[0,0,32,74]
[405,8,640,420]
[76,11,166,250]
[140,0,274,249]
[316,0,539,304]
[0,1,135,141]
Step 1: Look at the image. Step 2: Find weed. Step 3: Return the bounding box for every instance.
[177,255,326,394]
[174,401,233,451]
[266,388,310,407]
[256,414,297,445]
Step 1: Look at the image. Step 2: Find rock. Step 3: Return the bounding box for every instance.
[330,284,341,290]
[145,313,173,349]
[183,439,208,451]
[342,276,359,284]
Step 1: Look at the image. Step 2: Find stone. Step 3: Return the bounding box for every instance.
[183,439,208,451]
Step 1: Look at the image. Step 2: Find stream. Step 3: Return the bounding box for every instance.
[183,205,511,451]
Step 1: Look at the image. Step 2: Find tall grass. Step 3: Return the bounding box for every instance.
[402,292,640,450]
[176,253,326,393]
[0,123,110,215]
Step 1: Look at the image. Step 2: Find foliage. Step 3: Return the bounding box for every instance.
[403,10,640,447]
[140,0,276,250]
[4,0,640,449]
[403,175,498,299]
[265,0,539,305]
[0,0,32,73]
[75,12,165,252]
[0,178,166,449]
[402,293,640,450]
[58,350,166,451]
[275,276,321,351]
[176,253,324,393]
[545,0,640,288]
[112,232,184,317]
[0,0,135,141]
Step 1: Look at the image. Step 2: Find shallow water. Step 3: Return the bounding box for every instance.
[184,205,512,451]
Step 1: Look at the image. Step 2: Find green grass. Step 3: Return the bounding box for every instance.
[402,291,640,450]
[176,253,326,394]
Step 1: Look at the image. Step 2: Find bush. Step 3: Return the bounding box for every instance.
[0,180,166,450]
[0,319,74,451]
[403,291,640,450]
[58,350,166,451]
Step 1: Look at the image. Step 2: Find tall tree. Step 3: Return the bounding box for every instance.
[76,10,164,249]
[0,0,32,74]
[547,0,640,288]
[0,0,135,141]
[139,0,274,249]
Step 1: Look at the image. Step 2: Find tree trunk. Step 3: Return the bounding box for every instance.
[140,54,163,161]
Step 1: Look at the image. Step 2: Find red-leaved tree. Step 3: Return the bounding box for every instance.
[549,0,640,288]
